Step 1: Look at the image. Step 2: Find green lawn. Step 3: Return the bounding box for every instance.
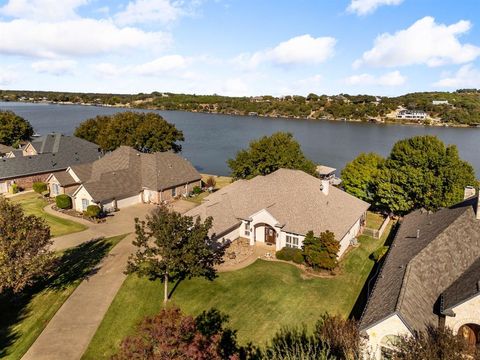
[0,234,127,360]
[366,211,385,230]
[10,193,87,237]
[83,223,394,359]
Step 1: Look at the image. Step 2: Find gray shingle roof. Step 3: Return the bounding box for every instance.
[0,134,101,180]
[76,146,200,203]
[441,257,480,311]
[186,168,370,239]
[0,144,13,154]
[360,196,480,332]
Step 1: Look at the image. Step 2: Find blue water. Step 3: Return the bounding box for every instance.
[1,101,479,177]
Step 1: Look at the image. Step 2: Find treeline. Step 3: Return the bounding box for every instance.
[2,89,480,125]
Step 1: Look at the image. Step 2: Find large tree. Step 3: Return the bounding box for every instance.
[377,135,476,213]
[126,206,225,305]
[74,111,184,153]
[0,110,34,146]
[0,197,54,294]
[342,135,476,214]
[227,132,317,180]
[341,153,384,203]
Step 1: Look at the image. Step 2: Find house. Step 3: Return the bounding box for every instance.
[396,109,428,120]
[360,188,480,359]
[185,169,370,257]
[48,146,201,212]
[0,134,101,193]
[432,100,449,105]
[0,144,13,158]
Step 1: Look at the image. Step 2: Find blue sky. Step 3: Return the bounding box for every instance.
[0,0,479,96]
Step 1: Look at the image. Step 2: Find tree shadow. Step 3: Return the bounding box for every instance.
[349,222,399,320]
[0,238,113,356]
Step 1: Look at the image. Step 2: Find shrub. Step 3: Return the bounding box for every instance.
[192,186,202,195]
[84,205,101,218]
[293,250,305,264]
[276,247,303,262]
[371,246,389,262]
[9,183,19,194]
[205,176,217,189]
[33,181,48,194]
[55,194,72,209]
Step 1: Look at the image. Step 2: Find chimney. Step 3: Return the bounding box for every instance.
[464,186,476,200]
[320,179,330,195]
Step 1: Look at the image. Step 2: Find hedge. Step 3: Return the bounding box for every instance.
[56,194,72,209]
[192,186,202,195]
[84,205,101,218]
[33,182,48,194]
[371,246,389,262]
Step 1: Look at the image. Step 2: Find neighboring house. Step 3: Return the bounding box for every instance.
[360,188,480,359]
[185,168,369,257]
[0,144,13,157]
[48,146,201,212]
[396,109,427,120]
[0,134,101,193]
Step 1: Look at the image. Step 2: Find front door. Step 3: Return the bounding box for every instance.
[265,227,276,245]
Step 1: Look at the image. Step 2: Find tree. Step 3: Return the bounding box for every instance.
[126,206,225,305]
[377,135,476,213]
[113,306,241,360]
[392,326,478,360]
[228,132,317,180]
[302,230,339,271]
[74,111,184,153]
[0,110,34,146]
[341,153,384,203]
[0,197,54,294]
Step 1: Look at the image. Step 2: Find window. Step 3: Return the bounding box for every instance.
[52,183,59,195]
[286,235,299,248]
[245,227,250,236]
[81,199,89,210]
[171,187,176,197]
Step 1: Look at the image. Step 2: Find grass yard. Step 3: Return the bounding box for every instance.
[366,211,386,230]
[0,234,127,360]
[83,223,394,359]
[10,193,87,237]
[186,173,232,204]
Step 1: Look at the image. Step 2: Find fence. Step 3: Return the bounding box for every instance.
[363,216,391,239]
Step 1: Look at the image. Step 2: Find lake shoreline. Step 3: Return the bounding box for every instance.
[7,100,474,129]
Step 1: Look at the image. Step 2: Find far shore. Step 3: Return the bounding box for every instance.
[2,99,477,129]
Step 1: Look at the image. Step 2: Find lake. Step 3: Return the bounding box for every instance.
[1,101,479,177]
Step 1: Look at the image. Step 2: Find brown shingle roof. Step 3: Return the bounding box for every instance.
[186,168,370,239]
[360,197,480,332]
[77,146,200,203]
[441,257,480,311]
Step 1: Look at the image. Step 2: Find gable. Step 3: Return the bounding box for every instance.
[249,208,281,227]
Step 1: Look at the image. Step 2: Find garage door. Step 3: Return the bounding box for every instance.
[117,194,141,209]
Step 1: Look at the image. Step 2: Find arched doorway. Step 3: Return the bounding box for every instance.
[254,223,277,245]
[458,324,480,348]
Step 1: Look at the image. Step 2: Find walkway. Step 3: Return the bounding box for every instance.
[22,199,199,360]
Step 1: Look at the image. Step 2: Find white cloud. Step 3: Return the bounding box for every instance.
[235,34,336,69]
[345,70,406,86]
[0,0,88,21]
[434,64,480,88]
[0,19,171,58]
[347,0,403,16]
[114,0,183,26]
[31,60,77,75]
[354,17,480,68]
[93,55,189,77]
[0,67,18,85]
[132,55,188,75]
